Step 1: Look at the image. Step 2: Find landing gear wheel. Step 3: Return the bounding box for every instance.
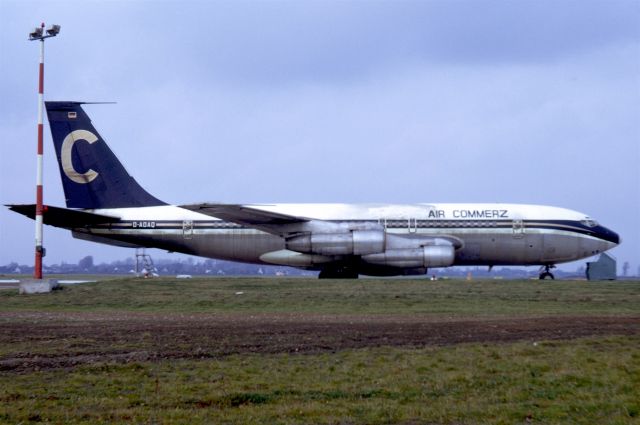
[538,265,556,280]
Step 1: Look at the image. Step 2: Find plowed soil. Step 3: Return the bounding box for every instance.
[1,312,638,372]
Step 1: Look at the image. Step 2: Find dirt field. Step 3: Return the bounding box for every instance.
[2,279,639,423]
[2,311,638,372]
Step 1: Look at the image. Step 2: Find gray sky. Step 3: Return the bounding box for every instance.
[1,0,638,271]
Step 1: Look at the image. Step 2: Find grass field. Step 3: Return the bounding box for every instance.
[1,277,639,424]
[1,277,639,316]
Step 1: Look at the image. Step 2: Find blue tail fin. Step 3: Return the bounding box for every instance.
[45,102,166,209]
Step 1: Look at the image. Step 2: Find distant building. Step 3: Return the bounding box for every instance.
[586,253,617,281]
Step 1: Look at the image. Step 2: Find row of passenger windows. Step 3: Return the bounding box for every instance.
[381,220,502,228]
[198,220,508,229]
[208,222,243,229]
[205,221,506,229]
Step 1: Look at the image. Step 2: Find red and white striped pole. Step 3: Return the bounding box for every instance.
[29,22,60,279]
[34,22,45,279]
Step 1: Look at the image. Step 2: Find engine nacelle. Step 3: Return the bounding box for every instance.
[361,245,455,268]
[286,230,385,256]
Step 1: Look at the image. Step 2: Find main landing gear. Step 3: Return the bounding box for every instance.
[318,265,359,279]
[539,264,556,280]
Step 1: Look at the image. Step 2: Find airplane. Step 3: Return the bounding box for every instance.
[8,101,620,279]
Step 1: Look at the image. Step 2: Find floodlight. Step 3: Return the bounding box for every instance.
[29,27,43,40]
[46,24,60,36]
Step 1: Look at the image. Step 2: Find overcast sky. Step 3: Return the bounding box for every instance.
[1,0,638,272]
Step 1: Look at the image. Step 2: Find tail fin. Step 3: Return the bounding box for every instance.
[45,102,166,209]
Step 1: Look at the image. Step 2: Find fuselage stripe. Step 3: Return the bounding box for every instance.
[86,219,610,241]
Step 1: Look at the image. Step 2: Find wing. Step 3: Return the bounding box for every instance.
[180,203,309,235]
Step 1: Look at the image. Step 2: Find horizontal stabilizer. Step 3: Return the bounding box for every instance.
[6,204,118,228]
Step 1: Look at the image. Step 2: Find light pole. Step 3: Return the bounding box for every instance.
[29,23,60,279]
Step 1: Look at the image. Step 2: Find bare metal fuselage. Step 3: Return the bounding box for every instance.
[70,203,618,272]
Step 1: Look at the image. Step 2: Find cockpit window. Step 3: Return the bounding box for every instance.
[581,218,598,227]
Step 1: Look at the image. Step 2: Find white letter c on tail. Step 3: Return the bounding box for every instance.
[61,130,99,184]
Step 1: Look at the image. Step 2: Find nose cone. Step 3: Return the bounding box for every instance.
[596,225,620,249]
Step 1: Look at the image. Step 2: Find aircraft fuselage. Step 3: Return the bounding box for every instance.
[70,203,618,271]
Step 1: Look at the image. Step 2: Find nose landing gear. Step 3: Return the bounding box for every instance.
[539,264,556,280]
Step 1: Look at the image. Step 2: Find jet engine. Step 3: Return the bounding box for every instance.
[361,245,455,268]
[286,230,385,256]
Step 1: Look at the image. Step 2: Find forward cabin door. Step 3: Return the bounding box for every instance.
[512,219,524,238]
[510,217,529,263]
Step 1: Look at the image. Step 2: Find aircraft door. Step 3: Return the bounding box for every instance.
[182,220,193,239]
[512,219,524,239]
[408,218,417,233]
